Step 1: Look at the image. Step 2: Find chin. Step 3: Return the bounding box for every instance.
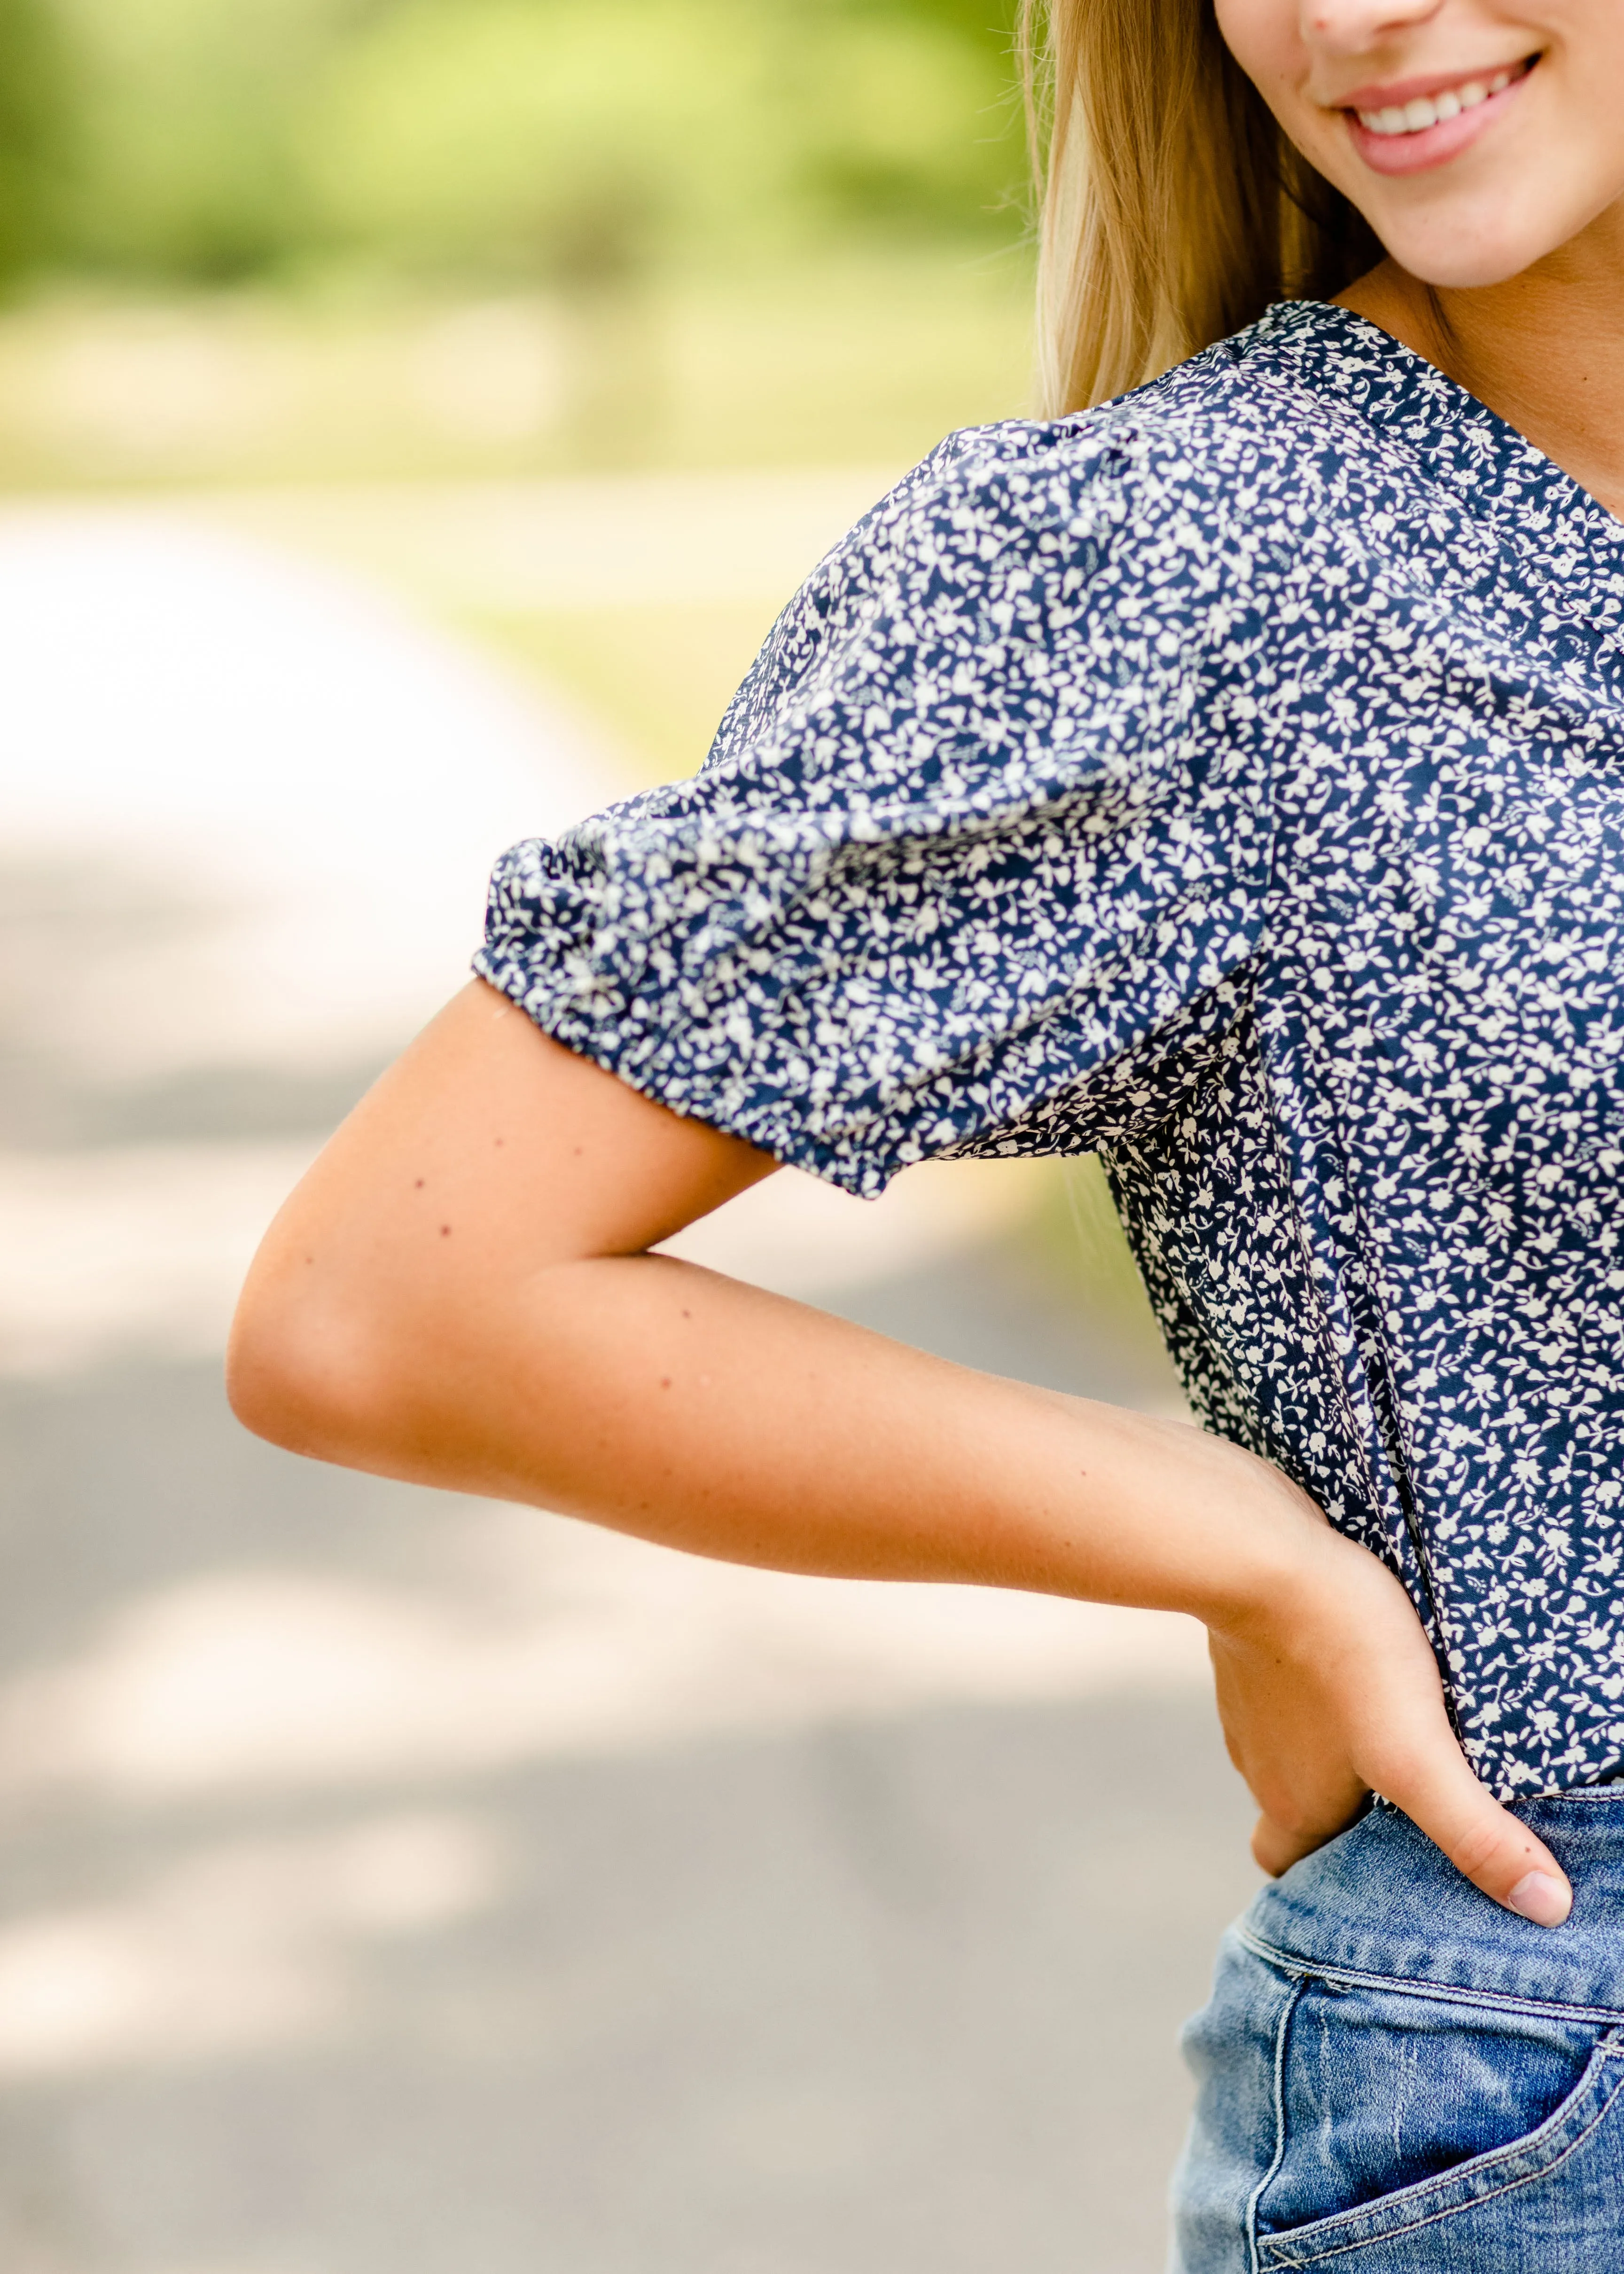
[1373,217,1554,292]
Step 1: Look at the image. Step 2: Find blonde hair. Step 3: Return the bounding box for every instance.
[1020,0,1382,413]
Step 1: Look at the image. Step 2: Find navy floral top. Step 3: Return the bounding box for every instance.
[478,299,1624,1799]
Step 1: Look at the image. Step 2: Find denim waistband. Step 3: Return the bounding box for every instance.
[1241,1792,1624,2019]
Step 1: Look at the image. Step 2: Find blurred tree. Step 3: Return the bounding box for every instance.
[51,0,356,279]
[31,0,1024,286]
[301,0,1021,279]
[781,6,1019,239]
[301,1,762,285]
[287,0,1023,458]
[0,0,71,284]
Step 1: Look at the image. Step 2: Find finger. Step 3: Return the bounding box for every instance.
[1251,1807,1361,1880]
[1382,1750,1572,1926]
[1253,1811,1312,1878]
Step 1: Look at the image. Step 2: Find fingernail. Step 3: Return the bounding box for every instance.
[1507,1871,1571,1927]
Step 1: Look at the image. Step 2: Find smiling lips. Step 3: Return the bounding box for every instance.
[1341,55,1536,174]
[1355,63,1526,137]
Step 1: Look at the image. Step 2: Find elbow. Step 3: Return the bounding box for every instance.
[226,1254,397,1466]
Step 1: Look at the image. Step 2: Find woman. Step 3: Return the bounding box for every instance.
[230,0,1624,2261]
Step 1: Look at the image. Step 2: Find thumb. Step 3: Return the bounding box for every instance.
[1385,1749,1571,1926]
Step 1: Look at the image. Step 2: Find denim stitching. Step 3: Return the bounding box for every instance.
[1524,1787,1624,1804]
[1235,1924,1624,2026]
[1245,1971,1304,2274]
[1255,2035,1624,2266]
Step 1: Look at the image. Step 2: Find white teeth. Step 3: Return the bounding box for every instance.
[1356,66,1523,134]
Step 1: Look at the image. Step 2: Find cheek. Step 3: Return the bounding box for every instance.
[1569,6,1624,156]
[1210,0,1327,163]
[1211,0,1303,99]
[1390,55,1624,284]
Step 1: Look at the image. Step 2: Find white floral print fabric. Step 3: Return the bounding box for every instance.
[477,300,1624,1797]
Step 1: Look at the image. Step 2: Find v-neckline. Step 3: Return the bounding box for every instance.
[1232,298,1624,621]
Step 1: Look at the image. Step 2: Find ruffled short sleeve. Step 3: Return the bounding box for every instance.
[474,412,1274,1197]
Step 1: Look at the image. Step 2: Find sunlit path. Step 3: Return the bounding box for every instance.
[0,506,611,1077]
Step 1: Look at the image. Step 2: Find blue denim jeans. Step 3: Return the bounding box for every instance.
[1171,1793,1624,2269]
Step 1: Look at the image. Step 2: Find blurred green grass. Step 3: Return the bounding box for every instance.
[463,602,774,784]
[0,251,1031,490]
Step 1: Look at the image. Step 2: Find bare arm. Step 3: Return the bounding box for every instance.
[229,978,1572,1925]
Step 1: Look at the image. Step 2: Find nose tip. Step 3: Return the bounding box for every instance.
[1305,0,1442,46]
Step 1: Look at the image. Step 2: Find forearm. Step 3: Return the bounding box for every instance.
[230,980,1318,1626]
[271,1239,1322,1627]
[229,984,1576,1923]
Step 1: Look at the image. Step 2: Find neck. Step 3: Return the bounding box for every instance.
[1337,207,1624,522]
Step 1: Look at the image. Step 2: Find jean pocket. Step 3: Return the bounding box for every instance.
[1256,1984,1624,2270]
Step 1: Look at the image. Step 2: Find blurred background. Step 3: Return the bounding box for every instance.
[0,6,1258,2271]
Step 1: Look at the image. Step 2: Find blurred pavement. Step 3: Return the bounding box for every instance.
[0,497,1256,2274]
